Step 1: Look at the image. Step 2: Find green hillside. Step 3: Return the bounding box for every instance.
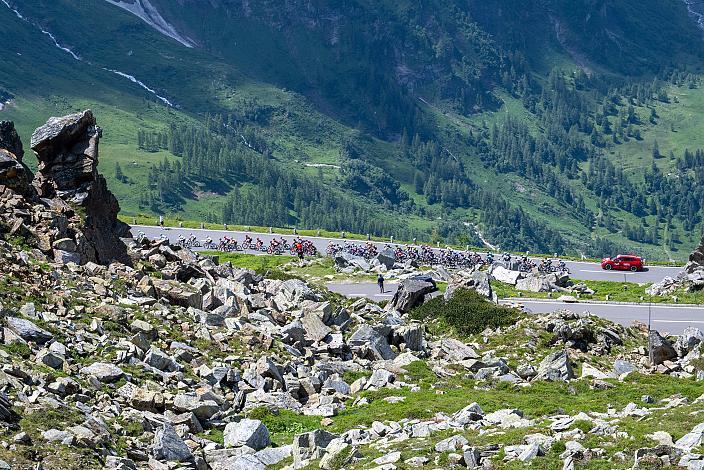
[1,0,704,260]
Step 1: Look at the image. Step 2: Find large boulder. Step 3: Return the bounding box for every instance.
[445,270,493,299]
[649,331,677,365]
[6,317,53,344]
[349,324,396,360]
[390,278,437,312]
[152,279,203,309]
[376,248,396,269]
[535,350,574,381]
[152,423,193,462]
[224,419,270,450]
[334,252,370,271]
[490,265,523,285]
[30,110,130,265]
[80,362,124,383]
[292,430,337,468]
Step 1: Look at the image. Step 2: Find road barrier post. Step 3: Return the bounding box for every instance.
[200,223,204,229]
[390,236,394,243]
[648,297,653,366]
[605,294,610,301]
[367,234,370,240]
[673,295,678,303]
[132,218,137,224]
[246,226,250,231]
[224,224,228,230]
[413,238,417,245]
[341,231,346,238]
[466,245,469,251]
[317,230,321,236]
[293,227,297,235]
[269,227,273,234]
[436,242,440,248]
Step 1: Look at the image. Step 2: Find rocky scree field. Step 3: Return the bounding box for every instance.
[2,113,704,468]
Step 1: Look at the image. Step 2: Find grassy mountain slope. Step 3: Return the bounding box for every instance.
[1,0,704,260]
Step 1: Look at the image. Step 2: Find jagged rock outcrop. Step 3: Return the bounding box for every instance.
[688,234,704,273]
[0,121,33,195]
[0,110,129,265]
[648,235,704,295]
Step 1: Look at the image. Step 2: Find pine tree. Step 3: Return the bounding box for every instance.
[115,162,125,183]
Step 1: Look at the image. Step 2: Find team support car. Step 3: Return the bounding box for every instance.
[601,254,644,272]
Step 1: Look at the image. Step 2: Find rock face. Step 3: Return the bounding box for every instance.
[0,111,129,266]
[0,121,24,158]
[30,110,130,265]
[0,122,33,195]
[689,235,704,271]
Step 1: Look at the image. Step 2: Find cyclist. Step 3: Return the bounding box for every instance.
[177,235,185,246]
[295,240,304,261]
[244,235,253,248]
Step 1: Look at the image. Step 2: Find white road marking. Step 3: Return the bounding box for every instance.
[507,300,704,310]
[654,320,704,324]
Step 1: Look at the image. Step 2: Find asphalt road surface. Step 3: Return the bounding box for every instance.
[325,282,704,335]
[133,224,683,283]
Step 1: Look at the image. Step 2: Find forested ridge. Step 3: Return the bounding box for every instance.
[3,0,704,259]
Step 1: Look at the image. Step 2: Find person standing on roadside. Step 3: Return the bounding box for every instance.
[377,274,385,293]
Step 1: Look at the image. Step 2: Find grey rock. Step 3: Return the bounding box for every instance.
[301,311,332,342]
[366,369,395,389]
[535,350,573,381]
[650,331,677,365]
[435,434,469,452]
[173,394,220,421]
[676,423,704,451]
[224,419,270,450]
[446,270,492,299]
[79,362,124,383]
[463,448,481,468]
[281,320,306,345]
[376,248,396,269]
[255,445,291,466]
[6,316,53,344]
[453,402,485,425]
[152,423,193,462]
[144,347,180,372]
[292,429,337,468]
[613,360,637,377]
[390,278,437,312]
[675,327,704,357]
[438,338,480,361]
[349,324,396,360]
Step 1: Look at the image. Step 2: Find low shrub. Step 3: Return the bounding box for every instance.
[410,288,521,336]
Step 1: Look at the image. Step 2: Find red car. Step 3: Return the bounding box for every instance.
[601,255,644,272]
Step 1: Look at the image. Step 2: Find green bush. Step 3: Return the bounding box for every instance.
[410,288,521,337]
